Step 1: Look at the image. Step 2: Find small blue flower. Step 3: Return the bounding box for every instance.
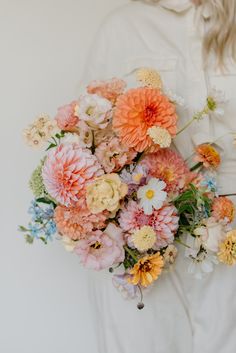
[201,173,218,192]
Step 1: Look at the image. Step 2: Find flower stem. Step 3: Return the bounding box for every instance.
[190,162,203,172]
[175,237,191,249]
[124,246,138,262]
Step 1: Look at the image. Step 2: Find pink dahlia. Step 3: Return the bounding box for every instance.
[55,101,79,131]
[42,143,103,206]
[141,149,194,193]
[54,197,108,241]
[87,78,126,104]
[119,200,179,249]
[95,136,137,173]
[75,224,125,270]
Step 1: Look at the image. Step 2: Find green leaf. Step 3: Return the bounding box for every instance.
[25,234,34,244]
[18,225,28,232]
[46,143,57,151]
[36,197,54,205]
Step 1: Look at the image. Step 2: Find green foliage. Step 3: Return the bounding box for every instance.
[174,184,212,237]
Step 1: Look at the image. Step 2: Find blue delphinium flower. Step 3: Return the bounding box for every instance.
[21,200,57,244]
[201,173,218,193]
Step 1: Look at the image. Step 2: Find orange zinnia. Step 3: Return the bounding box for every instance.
[113,87,177,152]
[129,253,164,287]
[212,197,235,223]
[195,144,221,169]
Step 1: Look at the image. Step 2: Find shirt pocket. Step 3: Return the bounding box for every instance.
[122,56,178,91]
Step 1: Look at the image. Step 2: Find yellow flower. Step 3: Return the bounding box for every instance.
[218,230,236,265]
[129,253,164,287]
[136,67,163,89]
[147,126,172,148]
[132,226,156,252]
[86,173,128,214]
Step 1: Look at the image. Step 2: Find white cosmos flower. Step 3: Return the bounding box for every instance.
[137,178,167,215]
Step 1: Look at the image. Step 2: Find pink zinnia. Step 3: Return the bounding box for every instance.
[55,101,79,131]
[42,143,103,206]
[119,200,179,249]
[75,224,125,270]
[141,149,194,193]
[87,78,126,104]
[54,197,108,241]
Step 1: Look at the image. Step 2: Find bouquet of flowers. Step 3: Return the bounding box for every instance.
[20,68,236,309]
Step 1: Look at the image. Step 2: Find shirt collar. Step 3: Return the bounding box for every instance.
[158,0,193,13]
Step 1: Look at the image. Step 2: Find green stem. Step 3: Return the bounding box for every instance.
[190,162,203,172]
[176,117,196,136]
[175,237,191,249]
[124,246,138,262]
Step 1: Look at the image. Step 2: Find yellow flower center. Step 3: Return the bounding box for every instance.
[91,241,102,249]
[133,173,143,183]
[86,106,94,116]
[146,189,154,199]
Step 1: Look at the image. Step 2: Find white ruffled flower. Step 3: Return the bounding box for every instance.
[77,94,112,129]
[60,121,93,148]
[147,126,172,148]
[185,234,218,279]
[137,178,167,215]
[194,217,227,253]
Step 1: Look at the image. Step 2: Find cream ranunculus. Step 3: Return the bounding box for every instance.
[86,173,128,214]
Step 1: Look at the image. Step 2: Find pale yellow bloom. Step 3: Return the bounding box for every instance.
[147,126,172,148]
[163,245,178,265]
[23,114,58,148]
[86,173,128,214]
[136,67,163,89]
[218,230,236,265]
[132,226,156,252]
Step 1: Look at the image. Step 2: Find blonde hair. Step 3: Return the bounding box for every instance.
[201,0,236,67]
[132,0,236,68]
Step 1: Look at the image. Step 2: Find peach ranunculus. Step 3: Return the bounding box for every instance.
[87,78,127,104]
[55,101,79,131]
[54,196,108,241]
[195,144,221,169]
[95,136,137,173]
[86,173,128,214]
[113,87,177,152]
[42,143,103,206]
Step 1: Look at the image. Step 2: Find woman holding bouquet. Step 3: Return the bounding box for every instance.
[82,0,236,352]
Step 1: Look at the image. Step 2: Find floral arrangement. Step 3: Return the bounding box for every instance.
[20,68,236,309]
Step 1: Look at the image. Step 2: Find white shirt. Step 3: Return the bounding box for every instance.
[82,3,236,353]
[83,0,236,195]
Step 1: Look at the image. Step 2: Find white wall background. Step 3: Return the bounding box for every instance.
[0,1,128,352]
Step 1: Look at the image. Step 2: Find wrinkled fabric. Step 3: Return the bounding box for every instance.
[82,1,236,352]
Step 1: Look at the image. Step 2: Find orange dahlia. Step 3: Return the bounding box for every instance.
[54,197,108,241]
[113,87,177,152]
[195,144,221,169]
[212,197,235,223]
[129,253,164,287]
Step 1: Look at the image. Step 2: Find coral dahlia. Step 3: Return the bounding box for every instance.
[113,87,177,152]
